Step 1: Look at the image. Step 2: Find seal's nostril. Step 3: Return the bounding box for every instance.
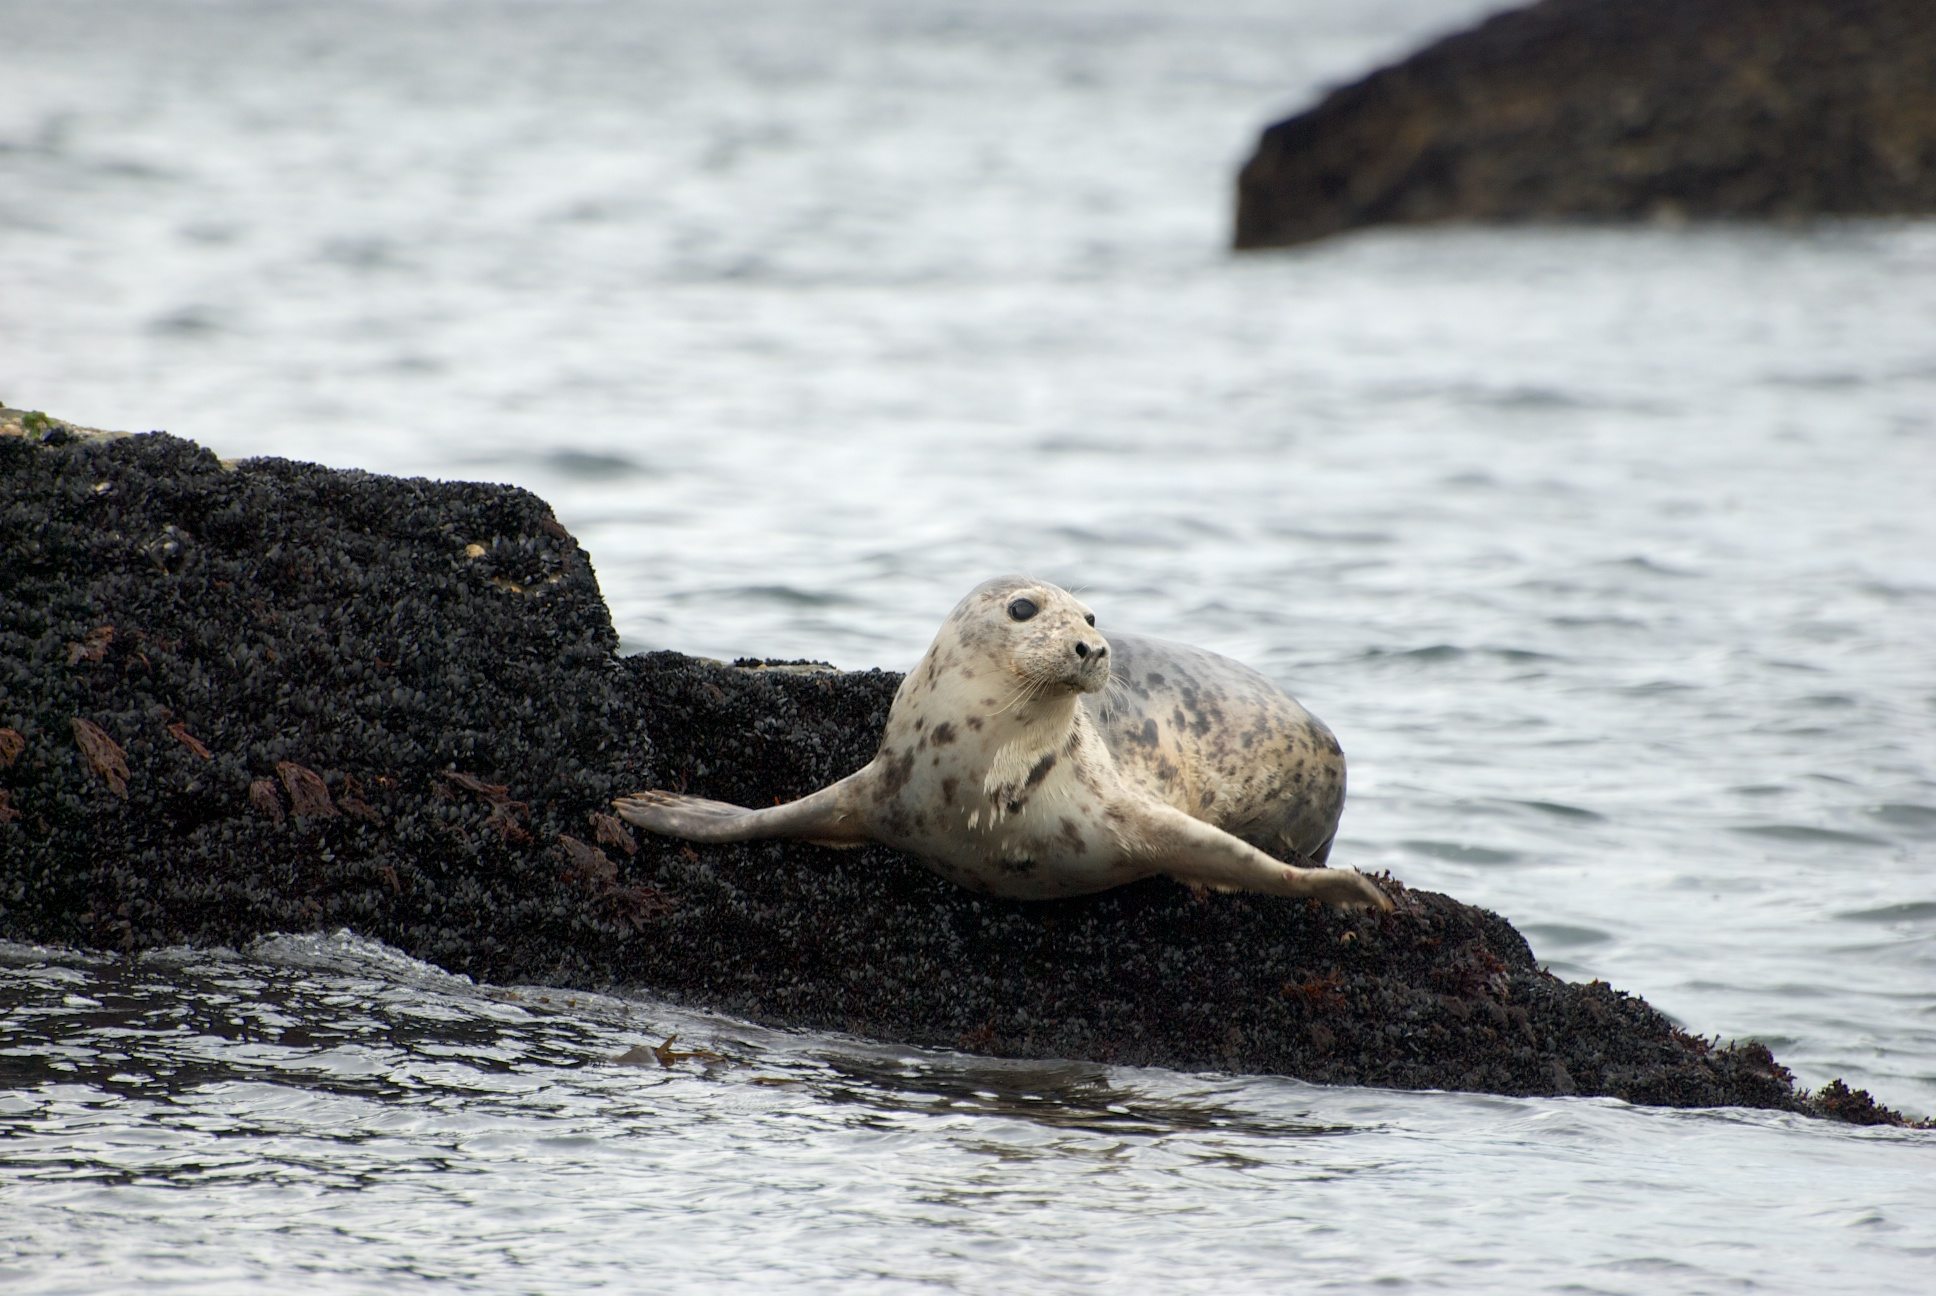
[1074,641,1089,659]
[1094,645,1107,659]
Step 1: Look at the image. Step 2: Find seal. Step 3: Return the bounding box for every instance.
[616,576,1391,911]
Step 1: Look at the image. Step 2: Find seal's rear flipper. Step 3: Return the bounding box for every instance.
[614,790,764,841]
[614,773,872,848]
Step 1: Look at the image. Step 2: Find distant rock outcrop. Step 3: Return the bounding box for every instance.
[1235,0,1936,248]
[0,408,1921,1125]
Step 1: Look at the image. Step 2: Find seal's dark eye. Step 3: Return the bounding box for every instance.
[1084,613,1096,626]
[1007,597,1039,622]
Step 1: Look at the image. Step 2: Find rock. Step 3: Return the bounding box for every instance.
[1235,0,1936,249]
[0,410,1922,1125]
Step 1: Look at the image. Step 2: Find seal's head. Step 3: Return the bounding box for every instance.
[949,575,1109,696]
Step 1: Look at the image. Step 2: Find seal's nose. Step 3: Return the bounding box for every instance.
[1074,641,1107,660]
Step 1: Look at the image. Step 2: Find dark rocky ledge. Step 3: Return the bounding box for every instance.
[1235,0,1936,249]
[0,410,1920,1127]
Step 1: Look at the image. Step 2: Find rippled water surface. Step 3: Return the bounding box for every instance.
[4,0,1934,1291]
[4,936,1932,1295]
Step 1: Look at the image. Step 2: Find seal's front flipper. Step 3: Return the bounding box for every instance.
[1135,804,1392,912]
[614,773,871,848]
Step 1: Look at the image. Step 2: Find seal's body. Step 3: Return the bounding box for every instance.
[616,577,1388,910]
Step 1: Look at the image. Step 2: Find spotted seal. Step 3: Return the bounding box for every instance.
[615,576,1391,910]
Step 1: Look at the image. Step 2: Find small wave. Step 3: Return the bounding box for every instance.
[1400,839,1525,866]
[1832,901,1936,925]
[146,305,227,337]
[316,235,411,273]
[1614,679,1699,696]
[673,583,859,608]
[90,155,181,183]
[1794,693,1860,709]
[540,448,650,479]
[246,928,473,985]
[1360,644,1560,666]
[1463,383,1592,411]
[1368,379,1674,416]
[1505,798,1607,822]
[1261,523,1396,545]
[1729,824,1892,848]
[1599,555,1701,579]
[1374,643,1461,662]
[1044,523,1176,549]
[1546,614,1649,631]
[1854,579,1936,603]
[1761,368,1867,391]
[1033,434,1115,455]
[1519,922,1614,949]
[812,1053,1353,1140]
[1864,803,1936,833]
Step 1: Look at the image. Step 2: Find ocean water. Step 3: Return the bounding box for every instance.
[3,1,1933,1292]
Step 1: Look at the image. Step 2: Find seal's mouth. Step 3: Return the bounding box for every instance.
[1072,655,1111,695]
[1024,658,1108,697]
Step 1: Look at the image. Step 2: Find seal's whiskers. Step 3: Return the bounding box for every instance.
[986,675,1046,718]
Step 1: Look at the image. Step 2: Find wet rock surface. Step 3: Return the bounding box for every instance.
[1235,0,1936,248]
[0,414,1919,1124]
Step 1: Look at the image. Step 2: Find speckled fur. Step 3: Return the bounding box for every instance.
[1089,634,1346,866]
[616,576,1388,910]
